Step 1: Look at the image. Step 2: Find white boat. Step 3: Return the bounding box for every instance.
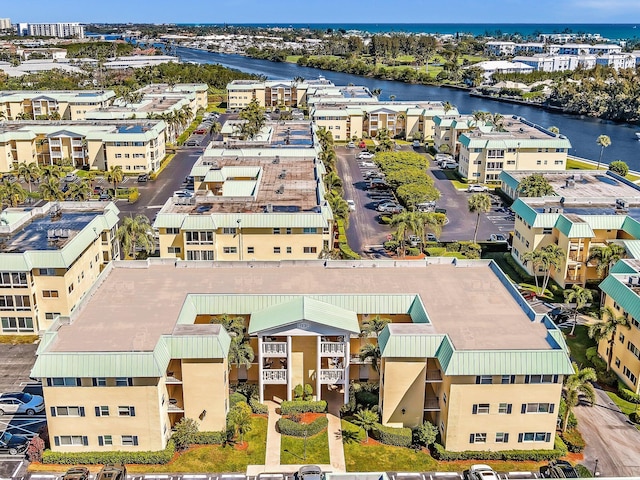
[636,132,640,140]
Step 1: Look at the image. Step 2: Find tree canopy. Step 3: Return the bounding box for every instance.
[517,174,554,197]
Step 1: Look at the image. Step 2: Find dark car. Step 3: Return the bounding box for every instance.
[0,431,28,455]
[99,192,112,201]
[96,463,127,480]
[296,465,323,480]
[93,186,103,195]
[540,460,579,478]
[137,173,149,183]
[62,467,90,480]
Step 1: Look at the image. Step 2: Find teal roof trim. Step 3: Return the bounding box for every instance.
[161,330,231,359]
[444,349,574,375]
[408,296,430,323]
[600,275,640,322]
[31,351,166,378]
[555,215,594,238]
[610,259,640,274]
[379,330,446,358]
[499,171,520,192]
[511,198,538,226]
[622,217,640,239]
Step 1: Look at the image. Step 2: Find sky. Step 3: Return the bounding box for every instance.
[3,0,640,24]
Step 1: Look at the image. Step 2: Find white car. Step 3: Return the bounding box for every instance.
[358,151,375,159]
[441,161,459,169]
[466,464,499,480]
[467,184,488,193]
[346,200,356,211]
[360,161,376,168]
[490,233,508,243]
[173,190,194,198]
[347,141,356,148]
[412,140,421,148]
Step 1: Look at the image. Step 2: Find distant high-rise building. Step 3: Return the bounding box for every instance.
[0,18,11,30]
[19,22,84,39]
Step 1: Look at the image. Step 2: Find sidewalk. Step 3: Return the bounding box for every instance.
[327,413,346,472]
[264,400,282,469]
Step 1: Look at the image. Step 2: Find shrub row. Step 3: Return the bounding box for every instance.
[192,430,227,444]
[42,441,175,464]
[562,428,586,453]
[618,381,640,404]
[433,435,567,461]
[277,416,328,437]
[372,423,412,447]
[249,398,269,414]
[280,400,327,415]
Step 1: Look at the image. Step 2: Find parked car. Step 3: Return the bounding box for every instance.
[137,173,149,183]
[346,200,356,211]
[408,235,422,247]
[98,192,112,201]
[358,151,375,160]
[0,392,45,415]
[62,467,90,480]
[297,465,323,480]
[359,161,376,168]
[465,464,499,480]
[358,140,366,149]
[93,186,103,195]
[412,140,421,148]
[0,431,28,455]
[489,233,508,243]
[96,464,127,480]
[416,201,436,212]
[64,173,78,182]
[441,161,459,169]
[426,233,438,242]
[346,141,355,148]
[540,460,579,478]
[185,140,198,147]
[468,184,489,193]
[377,202,404,214]
[174,190,194,198]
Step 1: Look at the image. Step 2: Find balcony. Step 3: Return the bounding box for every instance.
[165,373,182,384]
[49,140,62,147]
[424,396,440,411]
[72,151,86,159]
[319,369,344,384]
[349,354,371,365]
[71,140,83,147]
[425,370,443,382]
[168,398,184,413]
[50,151,62,159]
[320,342,345,356]
[262,341,287,357]
[262,369,287,384]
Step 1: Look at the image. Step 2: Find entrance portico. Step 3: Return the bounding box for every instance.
[248,297,360,404]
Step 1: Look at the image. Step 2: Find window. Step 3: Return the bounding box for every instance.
[523,402,554,413]
[519,432,551,443]
[273,228,281,235]
[628,341,640,360]
[303,227,316,234]
[286,228,292,235]
[185,231,213,244]
[166,228,179,235]
[495,432,509,443]
[167,247,181,254]
[68,283,74,294]
[247,247,255,254]
[615,357,621,367]
[469,433,487,443]
[47,377,80,387]
[98,435,113,446]
[273,247,281,254]
[55,436,88,447]
[442,392,447,404]
[1,316,34,332]
[286,247,292,254]
[39,268,56,276]
[222,227,237,235]
[476,375,492,384]
[501,375,515,384]
[0,272,28,287]
[525,374,557,384]
[186,250,214,261]
[303,247,317,254]
[51,406,85,417]
[498,403,512,414]
[223,247,237,254]
[543,228,553,234]
[115,377,132,387]
[95,406,109,416]
[472,403,490,414]
[118,406,136,416]
[619,333,626,343]
[45,312,61,320]
[42,290,59,298]
[93,378,107,387]
[121,435,139,446]
[624,366,638,385]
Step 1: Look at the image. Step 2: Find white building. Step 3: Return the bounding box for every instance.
[514,42,547,54]
[485,41,517,56]
[589,44,623,55]
[473,60,534,80]
[596,53,637,70]
[103,55,180,70]
[513,55,578,72]
[0,18,11,31]
[20,22,84,39]
[558,44,591,55]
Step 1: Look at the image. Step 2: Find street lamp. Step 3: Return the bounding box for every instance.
[593,458,599,477]
[236,219,242,261]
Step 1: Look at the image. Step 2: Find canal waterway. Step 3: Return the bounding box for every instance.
[177,47,640,170]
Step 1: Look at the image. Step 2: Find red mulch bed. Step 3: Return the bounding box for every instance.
[360,436,382,446]
[297,412,324,424]
[565,452,584,462]
[234,441,248,451]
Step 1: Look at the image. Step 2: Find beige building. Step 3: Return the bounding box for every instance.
[0,90,116,121]
[0,201,120,334]
[598,259,640,393]
[32,259,573,453]
[0,120,166,173]
[458,117,571,183]
[433,115,491,157]
[509,171,640,287]
[226,78,334,110]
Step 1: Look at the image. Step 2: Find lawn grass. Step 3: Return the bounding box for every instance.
[606,391,638,416]
[482,252,528,283]
[286,55,302,63]
[439,169,468,189]
[566,158,598,170]
[0,335,38,344]
[280,429,330,465]
[563,325,596,369]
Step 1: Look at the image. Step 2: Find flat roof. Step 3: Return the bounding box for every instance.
[49,261,551,354]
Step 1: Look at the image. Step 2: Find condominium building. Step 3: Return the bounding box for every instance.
[0,201,120,334]
[226,77,334,110]
[18,22,85,39]
[0,120,166,173]
[506,170,640,287]
[458,116,571,183]
[485,41,517,56]
[473,61,535,80]
[0,90,116,121]
[0,18,11,31]
[102,56,180,70]
[31,259,573,453]
[433,115,490,157]
[598,259,640,393]
[596,53,637,70]
[155,123,333,261]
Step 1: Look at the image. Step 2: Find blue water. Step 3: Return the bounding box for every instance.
[177,23,640,40]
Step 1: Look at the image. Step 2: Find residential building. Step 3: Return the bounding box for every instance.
[472,61,534,80]
[598,259,640,393]
[506,170,640,287]
[0,201,120,334]
[458,116,571,183]
[155,123,334,261]
[226,77,334,110]
[0,90,116,121]
[0,120,166,173]
[0,59,84,78]
[18,22,85,39]
[433,115,490,157]
[512,55,581,73]
[0,18,11,31]
[16,47,68,60]
[485,41,517,56]
[31,258,573,453]
[102,56,180,70]
[595,53,637,70]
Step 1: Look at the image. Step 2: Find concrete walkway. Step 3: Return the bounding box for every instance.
[327,413,347,472]
[264,400,282,469]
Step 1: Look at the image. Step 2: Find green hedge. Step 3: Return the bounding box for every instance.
[433,435,567,461]
[372,423,412,447]
[277,416,328,436]
[192,430,227,444]
[280,400,327,414]
[42,441,175,464]
[618,381,640,404]
[339,243,361,260]
[562,428,585,453]
[230,392,247,408]
[249,398,269,414]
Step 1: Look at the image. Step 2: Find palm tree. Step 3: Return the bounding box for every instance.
[210,314,245,338]
[208,121,222,137]
[41,165,62,180]
[0,181,27,207]
[352,408,379,442]
[17,162,40,193]
[105,165,124,196]
[548,126,560,134]
[563,285,593,335]
[588,244,626,278]
[490,113,505,131]
[316,127,334,150]
[588,306,631,371]
[39,177,64,202]
[523,249,544,294]
[116,214,155,259]
[324,170,343,194]
[371,88,382,98]
[360,315,390,338]
[442,101,454,114]
[227,337,255,372]
[65,179,91,201]
[562,363,596,432]
[596,134,611,170]
[420,211,446,241]
[539,244,565,295]
[391,211,422,257]
[467,193,491,243]
[358,343,381,373]
[36,138,49,165]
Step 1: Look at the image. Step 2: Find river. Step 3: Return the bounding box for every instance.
[177,46,640,170]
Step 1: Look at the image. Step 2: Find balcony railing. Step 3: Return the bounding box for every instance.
[424,396,440,411]
[262,342,287,357]
[262,369,287,384]
[71,140,84,147]
[426,370,443,382]
[319,369,344,384]
[165,374,182,384]
[320,342,345,356]
[349,354,371,364]
[168,398,184,412]
[50,151,62,158]
[49,141,62,147]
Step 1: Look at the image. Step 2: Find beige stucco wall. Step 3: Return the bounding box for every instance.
[181,359,228,431]
[291,336,317,397]
[381,359,426,428]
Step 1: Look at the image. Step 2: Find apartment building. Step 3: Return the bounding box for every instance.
[485,42,517,56]
[31,258,573,453]
[0,18,11,31]
[155,121,333,261]
[226,78,334,110]
[596,53,637,70]
[102,56,180,70]
[433,115,490,157]
[598,259,640,393]
[0,201,120,334]
[473,61,534,80]
[17,22,85,39]
[506,170,640,287]
[0,120,166,173]
[458,116,570,183]
[0,90,116,121]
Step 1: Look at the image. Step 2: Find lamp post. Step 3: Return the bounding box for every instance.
[237,219,242,261]
[593,458,599,477]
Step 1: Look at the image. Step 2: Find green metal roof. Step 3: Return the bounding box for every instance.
[511,198,538,226]
[248,297,360,335]
[460,134,571,150]
[600,274,640,322]
[161,330,231,359]
[555,215,594,238]
[379,328,445,358]
[181,215,216,231]
[578,215,626,231]
[31,351,166,378]
[443,349,574,375]
[611,259,640,274]
[499,171,520,193]
[623,217,640,239]
[222,181,257,197]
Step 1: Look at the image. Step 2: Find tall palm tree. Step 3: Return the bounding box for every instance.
[564,285,593,335]
[360,315,390,338]
[116,214,155,259]
[65,179,91,201]
[0,181,27,207]
[442,101,454,114]
[227,337,255,373]
[588,244,626,278]
[490,112,505,131]
[41,165,62,180]
[208,121,222,137]
[358,343,381,373]
[523,249,544,294]
[562,363,596,432]
[419,211,446,242]
[467,193,491,243]
[596,134,611,170]
[39,177,64,202]
[352,408,379,442]
[17,162,40,193]
[539,244,565,295]
[588,306,631,371]
[105,165,124,195]
[324,170,343,194]
[548,126,560,134]
[391,211,422,257]
[210,314,245,338]
[316,127,334,150]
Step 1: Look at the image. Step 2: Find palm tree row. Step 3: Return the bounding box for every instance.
[116,214,155,260]
[522,245,566,296]
[390,210,446,256]
[148,104,194,143]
